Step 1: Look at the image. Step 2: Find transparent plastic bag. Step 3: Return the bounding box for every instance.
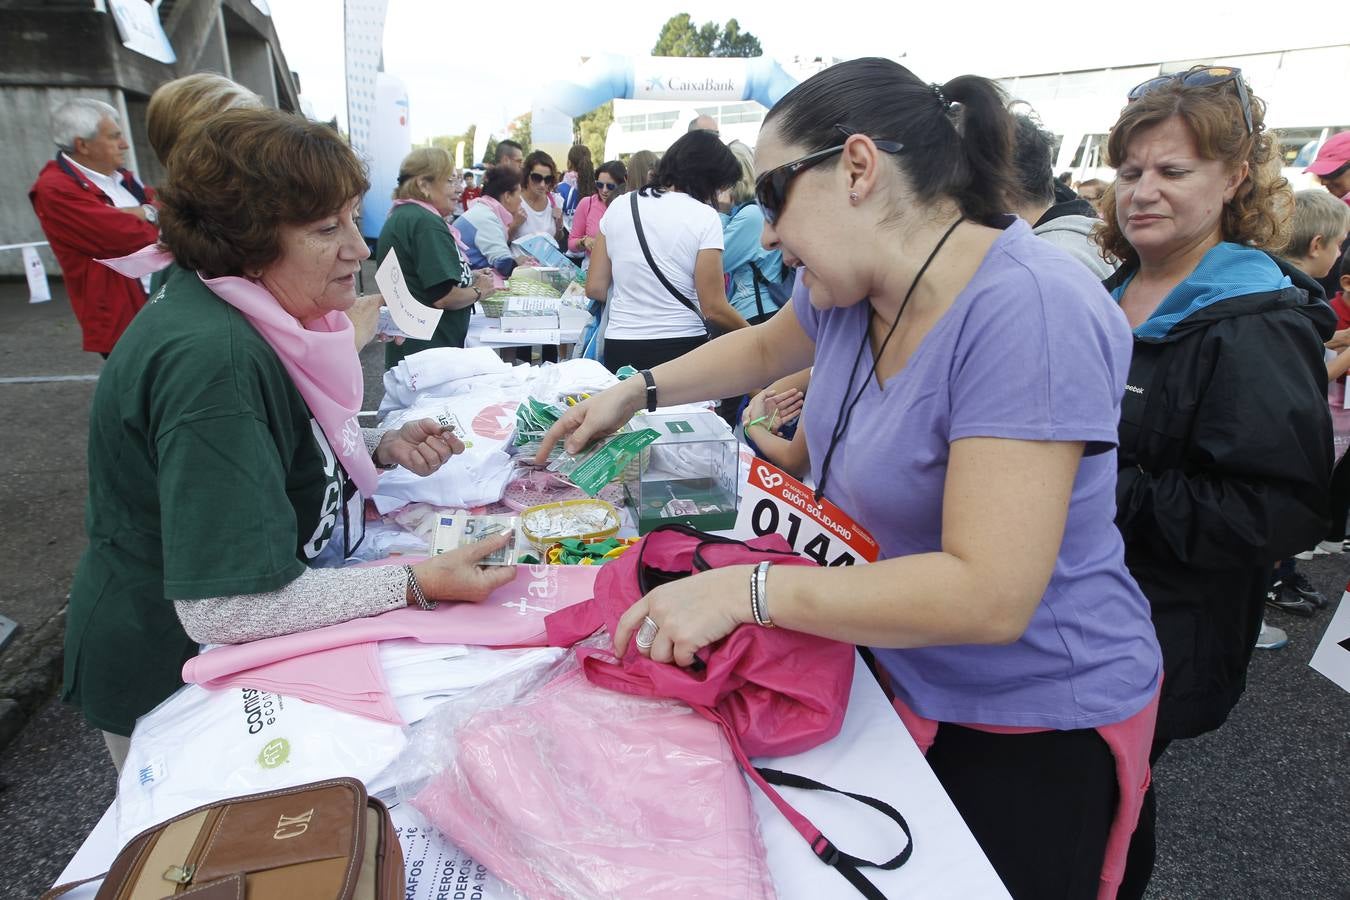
[393,639,775,900]
[118,684,407,845]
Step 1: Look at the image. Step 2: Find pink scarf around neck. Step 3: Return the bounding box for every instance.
[391,198,471,256]
[98,244,379,496]
[469,195,514,231]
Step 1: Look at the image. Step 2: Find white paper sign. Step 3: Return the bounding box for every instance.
[729,457,881,566]
[108,0,176,64]
[1310,587,1350,694]
[23,246,51,303]
[375,248,441,341]
[391,804,518,900]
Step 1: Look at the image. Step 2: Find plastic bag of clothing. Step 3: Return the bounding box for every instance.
[394,642,775,900]
[116,684,406,845]
[546,524,913,897]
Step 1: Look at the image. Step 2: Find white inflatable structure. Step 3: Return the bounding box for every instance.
[530,54,799,162]
[360,72,411,240]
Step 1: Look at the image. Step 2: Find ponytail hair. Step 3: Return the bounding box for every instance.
[764,57,1015,225]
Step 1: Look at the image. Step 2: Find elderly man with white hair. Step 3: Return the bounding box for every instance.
[29,98,159,356]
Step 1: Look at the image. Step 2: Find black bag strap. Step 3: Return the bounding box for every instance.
[629,192,708,332]
[750,261,768,319]
[630,523,914,898]
[757,767,914,900]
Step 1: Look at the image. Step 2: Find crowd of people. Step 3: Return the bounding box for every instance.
[24,56,1350,900]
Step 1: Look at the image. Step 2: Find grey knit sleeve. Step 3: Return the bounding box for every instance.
[363,425,391,455]
[174,564,410,645]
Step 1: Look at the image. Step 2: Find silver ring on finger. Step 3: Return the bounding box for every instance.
[635,615,659,650]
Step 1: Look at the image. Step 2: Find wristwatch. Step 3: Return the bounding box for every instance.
[640,369,658,412]
[472,285,483,301]
[141,203,159,226]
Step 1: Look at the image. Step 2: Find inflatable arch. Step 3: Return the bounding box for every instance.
[530,54,799,160]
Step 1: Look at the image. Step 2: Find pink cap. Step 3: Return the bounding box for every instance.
[1306,132,1350,176]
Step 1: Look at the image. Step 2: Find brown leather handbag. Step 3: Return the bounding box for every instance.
[45,778,403,900]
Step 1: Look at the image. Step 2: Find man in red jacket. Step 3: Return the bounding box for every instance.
[29,98,159,356]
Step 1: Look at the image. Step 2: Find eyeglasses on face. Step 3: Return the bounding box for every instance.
[596,180,623,192]
[528,171,556,186]
[1127,65,1253,135]
[754,124,904,225]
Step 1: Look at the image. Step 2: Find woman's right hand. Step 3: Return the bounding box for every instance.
[764,388,804,431]
[743,390,771,429]
[534,377,644,463]
[410,532,517,603]
[472,270,495,296]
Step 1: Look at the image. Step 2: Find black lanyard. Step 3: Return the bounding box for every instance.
[815,216,965,502]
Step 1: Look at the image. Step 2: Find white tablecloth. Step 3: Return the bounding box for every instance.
[56,655,1007,899]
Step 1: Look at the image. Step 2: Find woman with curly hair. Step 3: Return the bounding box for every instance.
[1098,68,1335,898]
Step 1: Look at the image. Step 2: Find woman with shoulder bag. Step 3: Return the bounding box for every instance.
[585,131,749,373]
[723,140,791,326]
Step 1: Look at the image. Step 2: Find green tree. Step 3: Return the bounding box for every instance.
[506,112,532,153]
[574,101,614,163]
[652,14,761,58]
[714,18,761,58]
[425,125,476,168]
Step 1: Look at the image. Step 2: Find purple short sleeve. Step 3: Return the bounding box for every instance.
[791,270,821,341]
[948,248,1130,453]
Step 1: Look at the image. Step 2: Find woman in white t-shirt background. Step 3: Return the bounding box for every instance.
[586,131,749,373]
[518,150,566,248]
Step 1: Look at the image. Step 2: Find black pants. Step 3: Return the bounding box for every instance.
[1327,452,1350,541]
[603,335,706,374]
[1116,738,1171,900]
[926,724,1117,899]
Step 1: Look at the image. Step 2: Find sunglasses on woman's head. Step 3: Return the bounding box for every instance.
[528,172,556,186]
[1127,66,1253,135]
[597,181,621,192]
[754,124,904,225]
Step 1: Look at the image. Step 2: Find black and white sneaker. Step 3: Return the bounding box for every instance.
[1287,572,1328,609]
[1266,580,1317,618]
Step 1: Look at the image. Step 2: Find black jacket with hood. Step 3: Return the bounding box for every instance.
[1106,253,1334,741]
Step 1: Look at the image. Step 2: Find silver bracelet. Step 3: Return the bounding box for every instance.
[751,560,775,628]
[404,565,437,611]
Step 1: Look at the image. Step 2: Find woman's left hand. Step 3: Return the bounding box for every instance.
[375,418,464,475]
[614,567,753,666]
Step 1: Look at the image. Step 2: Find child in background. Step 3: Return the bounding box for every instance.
[1269,191,1350,622]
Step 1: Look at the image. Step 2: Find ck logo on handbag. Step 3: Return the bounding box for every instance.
[272,808,314,840]
[43,779,405,900]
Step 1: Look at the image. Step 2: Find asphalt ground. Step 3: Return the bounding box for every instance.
[0,279,1346,898]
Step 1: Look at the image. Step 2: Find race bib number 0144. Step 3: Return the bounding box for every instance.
[731,458,879,565]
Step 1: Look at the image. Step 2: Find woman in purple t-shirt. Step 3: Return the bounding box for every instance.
[540,58,1161,898]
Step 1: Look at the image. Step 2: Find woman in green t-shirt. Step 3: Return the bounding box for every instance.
[66,109,515,772]
[378,147,495,370]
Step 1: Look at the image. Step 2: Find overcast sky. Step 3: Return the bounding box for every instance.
[269,0,1348,142]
